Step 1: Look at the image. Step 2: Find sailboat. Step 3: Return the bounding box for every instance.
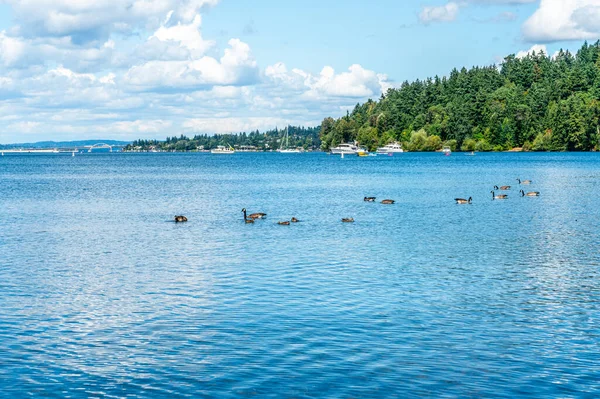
[278,127,302,153]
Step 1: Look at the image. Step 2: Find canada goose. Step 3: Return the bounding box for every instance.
[291,217,299,223]
[455,197,472,204]
[278,221,291,225]
[341,218,355,223]
[241,208,255,223]
[381,199,395,204]
[517,178,532,185]
[242,208,267,219]
[491,191,508,200]
[494,185,511,190]
[520,190,540,197]
[174,215,188,223]
[364,197,376,202]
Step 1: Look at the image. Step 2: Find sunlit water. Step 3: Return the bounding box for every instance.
[1,152,599,398]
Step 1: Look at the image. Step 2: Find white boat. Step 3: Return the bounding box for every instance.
[442,146,452,155]
[330,143,366,155]
[376,142,404,154]
[277,127,303,153]
[211,145,235,154]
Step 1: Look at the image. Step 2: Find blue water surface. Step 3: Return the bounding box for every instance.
[1,152,599,398]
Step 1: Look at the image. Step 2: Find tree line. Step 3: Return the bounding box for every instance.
[125,126,321,152]
[320,41,600,152]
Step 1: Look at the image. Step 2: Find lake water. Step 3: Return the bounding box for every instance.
[1,152,599,398]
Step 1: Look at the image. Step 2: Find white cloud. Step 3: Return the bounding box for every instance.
[5,0,220,42]
[0,32,27,67]
[266,63,392,99]
[523,0,600,42]
[125,38,258,90]
[151,13,214,56]
[7,121,40,133]
[110,120,173,134]
[182,117,317,134]
[419,2,460,24]
[516,44,548,58]
[0,2,394,142]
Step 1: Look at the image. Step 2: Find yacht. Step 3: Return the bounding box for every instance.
[330,143,366,155]
[442,146,452,155]
[376,142,404,154]
[211,145,235,154]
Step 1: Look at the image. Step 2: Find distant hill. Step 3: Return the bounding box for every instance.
[0,140,131,149]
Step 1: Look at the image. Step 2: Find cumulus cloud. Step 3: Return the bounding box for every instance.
[523,0,600,42]
[516,44,548,58]
[419,2,460,24]
[124,38,259,91]
[151,13,214,57]
[0,32,26,67]
[266,63,392,99]
[5,0,220,42]
[0,2,394,142]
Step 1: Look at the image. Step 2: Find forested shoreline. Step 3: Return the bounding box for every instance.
[128,41,600,153]
[125,126,321,152]
[320,41,600,152]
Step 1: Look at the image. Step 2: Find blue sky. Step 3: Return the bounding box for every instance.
[0,0,598,143]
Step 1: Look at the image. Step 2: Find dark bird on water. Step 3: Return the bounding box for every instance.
[494,185,511,190]
[364,197,376,202]
[291,217,299,223]
[491,191,508,200]
[381,199,395,204]
[175,215,188,223]
[342,218,355,223]
[242,208,266,220]
[455,197,472,204]
[278,221,291,225]
[517,178,532,185]
[520,190,540,197]
[241,208,255,223]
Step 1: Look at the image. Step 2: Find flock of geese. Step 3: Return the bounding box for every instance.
[455,178,540,205]
[173,178,539,224]
[238,199,397,225]
[174,199,397,224]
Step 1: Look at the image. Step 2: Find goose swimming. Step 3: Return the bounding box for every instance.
[455,197,472,204]
[491,191,508,200]
[241,208,255,223]
[520,190,540,197]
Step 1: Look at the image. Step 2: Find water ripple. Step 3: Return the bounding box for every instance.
[1,152,600,397]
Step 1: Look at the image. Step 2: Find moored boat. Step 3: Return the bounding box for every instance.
[330,143,367,155]
[277,127,303,153]
[376,142,404,154]
[211,145,235,154]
